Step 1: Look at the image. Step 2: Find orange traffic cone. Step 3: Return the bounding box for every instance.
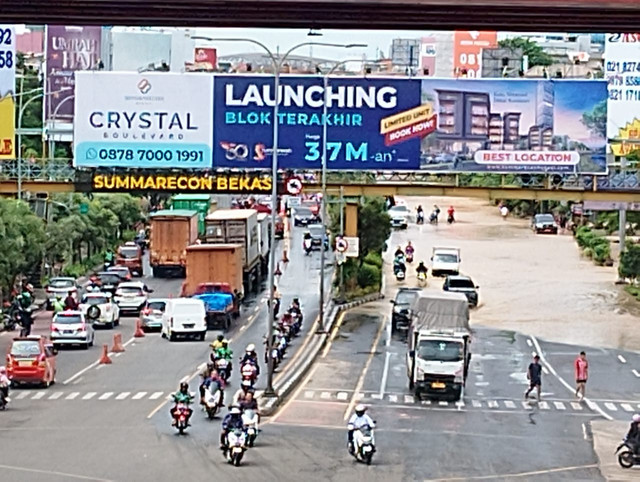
[282,249,289,263]
[111,333,125,353]
[274,262,282,276]
[134,319,146,338]
[99,344,112,364]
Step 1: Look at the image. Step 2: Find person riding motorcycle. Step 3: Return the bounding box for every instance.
[215,340,233,361]
[240,344,260,376]
[233,380,255,405]
[416,261,428,276]
[104,249,115,268]
[220,405,245,451]
[347,404,376,454]
[200,366,226,407]
[393,253,406,275]
[290,297,301,313]
[15,286,34,336]
[303,231,313,254]
[624,414,640,454]
[394,245,404,258]
[0,366,11,404]
[405,241,415,259]
[52,295,65,314]
[210,334,225,352]
[238,390,258,412]
[170,382,193,426]
[64,290,78,311]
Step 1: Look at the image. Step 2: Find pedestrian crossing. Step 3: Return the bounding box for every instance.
[10,389,173,403]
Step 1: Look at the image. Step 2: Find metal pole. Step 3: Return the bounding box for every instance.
[319,75,329,331]
[49,95,75,162]
[339,185,345,300]
[17,92,44,200]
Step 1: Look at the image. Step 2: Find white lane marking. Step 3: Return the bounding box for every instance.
[179,375,189,384]
[542,366,549,375]
[472,400,482,408]
[621,403,634,412]
[98,392,113,400]
[487,400,498,408]
[378,351,391,399]
[31,391,45,400]
[530,335,613,421]
[632,369,640,378]
[582,422,589,440]
[16,391,30,400]
[82,392,97,400]
[522,401,531,410]
[618,355,627,364]
[388,394,398,403]
[604,402,618,411]
[571,402,583,410]
[304,390,315,399]
[421,400,431,405]
[526,339,532,347]
[114,353,122,358]
[132,391,147,400]
[539,401,550,410]
[553,401,566,410]
[503,400,516,409]
[48,391,64,400]
[404,395,415,404]
[320,392,331,400]
[65,392,80,400]
[355,392,365,400]
[63,337,136,385]
[337,392,348,401]
[149,391,164,400]
[95,365,103,371]
[115,392,130,400]
[371,393,383,400]
[438,401,448,407]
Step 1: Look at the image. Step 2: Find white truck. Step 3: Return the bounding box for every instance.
[430,247,461,277]
[406,291,471,401]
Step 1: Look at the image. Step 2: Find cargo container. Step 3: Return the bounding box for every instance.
[170,194,217,236]
[149,210,199,278]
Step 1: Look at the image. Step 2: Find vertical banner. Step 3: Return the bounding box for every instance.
[45,25,102,122]
[605,33,640,157]
[453,30,497,78]
[0,25,16,159]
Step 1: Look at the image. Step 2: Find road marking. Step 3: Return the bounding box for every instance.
[355,392,364,400]
[632,369,640,378]
[621,403,634,412]
[336,392,348,401]
[98,392,113,400]
[378,351,391,399]
[31,391,45,400]
[472,400,482,408]
[424,463,599,481]
[571,402,583,410]
[522,401,532,409]
[132,391,147,400]
[149,391,164,400]
[404,395,415,404]
[421,400,431,405]
[504,400,516,409]
[604,402,618,411]
[539,401,550,410]
[82,392,96,400]
[0,462,113,482]
[115,392,130,400]
[268,364,319,424]
[321,311,346,358]
[63,336,136,385]
[320,391,331,400]
[66,392,80,400]
[370,393,382,400]
[304,390,315,399]
[16,391,30,400]
[388,394,398,403]
[553,401,566,410]
[542,366,549,375]
[526,339,532,347]
[439,401,448,407]
[618,355,627,364]
[487,400,498,408]
[48,391,64,400]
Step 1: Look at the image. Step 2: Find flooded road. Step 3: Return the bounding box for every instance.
[387,197,640,352]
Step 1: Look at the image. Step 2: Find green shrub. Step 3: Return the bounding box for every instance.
[583,247,593,259]
[575,226,594,248]
[63,263,86,278]
[357,263,381,288]
[592,242,611,265]
[363,251,383,268]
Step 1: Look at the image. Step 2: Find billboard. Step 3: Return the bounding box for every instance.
[73,72,214,169]
[191,47,217,71]
[605,33,640,157]
[45,25,102,121]
[453,31,497,78]
[213,75,423,170]
[0,25,15,159]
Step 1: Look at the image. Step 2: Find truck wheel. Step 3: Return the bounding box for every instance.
[452,388,462,401]
[152,267,161,278]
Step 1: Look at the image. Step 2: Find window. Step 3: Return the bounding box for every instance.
[10,341,41,356]
[118,247,139,259]
[448,278,475,289]
[434,253,458,264]
[55,314,83,324]
[49,279,75,289]
[417,340,463,362]
[117,287,144,296]
[148,301,166,312]
[83,296,109,306]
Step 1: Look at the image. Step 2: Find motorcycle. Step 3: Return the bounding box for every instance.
[394,261,406,282]
[616,441,640,468]
[447,213,455,224]
[417,271,427,287]
[416,211,424,225]
[303,240,313,256]
[172,402,191,434]
[215,358,232,382]
[350,425,376,465]
[226,429,248,466]
[203,386,222,419]
[241,362,258,386]
[429,211,439,224]
[405,250,414,264]
[242,409,260,447]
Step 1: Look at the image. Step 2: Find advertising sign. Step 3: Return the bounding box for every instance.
[45,25,102,121]
[193,47,217,71]
[419,79,607,174]
[74,72,214,169]
[0,25,15,159]
[605,33,640,157]
[213,75,423,170]
[453,31,497,78]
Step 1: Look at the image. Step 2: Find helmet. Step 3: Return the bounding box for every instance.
[217,334,224,342]
[180,382,189,391]
[633,414,640,423]
[241,380,252,388]
[230,406,242,415]
[355,404,366,416]
[246,343,256,353]
[292,297,300,304]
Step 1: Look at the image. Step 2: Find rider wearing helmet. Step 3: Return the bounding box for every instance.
[240,344,260,375]
[416,261,428,276]
[210,334,225,352]
[170,382,194,426]
[394,245,404,258]
[215,339,233,361]
[232,379,255,405]
[347,404,376,454]
[625,414,640,454]
[220,405,245,450]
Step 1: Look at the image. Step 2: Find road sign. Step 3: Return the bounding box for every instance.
[343,236,360,258]
[335,237,348,253]
[286,177,303,195]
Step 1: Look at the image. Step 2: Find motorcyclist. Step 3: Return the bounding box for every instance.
[170,382,194,426]
[239,390,258,412]
[240,344,260,376]
[347,404,376,454]
[447,205,455,223]
[303,231,313,253]
[210,334,225,353]
[290,297,301,313]
[624,414,640,454]
[0,366,10,404]
[220,405,245,451]
[215,339,233,361]
[52,295,65,314]
[405,241,415,257]
[233,380,255,405]
[416,261,428,276]
[16,286,34,337]
[86,275,101,292]
[393,253,406,274]
[394,245,404,258]
[64,290,78,311]
[200,365,226,407]
[104,249,114,268]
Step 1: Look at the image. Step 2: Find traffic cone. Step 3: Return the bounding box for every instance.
[111,333,125,353]
[134,319,146,338]
[282,249,289,263]
[99,344,112,364]
[274,262,282,276]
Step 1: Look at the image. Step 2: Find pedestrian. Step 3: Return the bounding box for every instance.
[525,355,543,401]
[574,351,589,401]
[559,215,567,234]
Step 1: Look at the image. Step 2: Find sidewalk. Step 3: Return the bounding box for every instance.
[591,420,640,481]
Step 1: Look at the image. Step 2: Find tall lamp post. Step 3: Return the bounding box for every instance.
[192,36,365,397]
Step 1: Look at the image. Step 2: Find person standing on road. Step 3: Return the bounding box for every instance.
[574,351,589,401]
[524,355,543,401]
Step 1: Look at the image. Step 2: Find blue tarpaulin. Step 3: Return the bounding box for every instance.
[194,293,233,312]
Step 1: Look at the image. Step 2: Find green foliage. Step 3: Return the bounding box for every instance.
[574,226,613,266]
[358,197,391,260]
[62,263,87,279]
[498,37,553,67]
[363,252,383,269]
[619,243,640,282]
[357,263,382,289]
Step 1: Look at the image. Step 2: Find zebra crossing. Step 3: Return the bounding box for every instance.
[12,389,170,403]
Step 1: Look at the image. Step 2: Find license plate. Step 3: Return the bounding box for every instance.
[183,324,194,329]
[64,331,73,334]
[18,361,32,367]
[431,382,446,389]
[233,447,243,453]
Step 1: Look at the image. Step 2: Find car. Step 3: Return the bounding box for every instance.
[107,265,133,281]
[390,288,421,333]
[51,310,95,349]
[532,213,558,234]
[6,336,57,387]
[161,298,207,341]
[431,247,461,277]
[113,281,151,315]
[116,242,143,277]
[443,275,479,307]
[79,292,120,329]
[96,272,122,294]
[140,298,168,331]
[45,277,78,310]
[388,205,410,229]
[307,225,329,251]
[292,206,320,226]
[302,199,320,216]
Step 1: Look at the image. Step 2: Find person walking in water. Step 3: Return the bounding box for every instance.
[574,351,589,401]
[524,355,542,401]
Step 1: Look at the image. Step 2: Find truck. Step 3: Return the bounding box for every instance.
[204,209,261,294]
[115,241,143,277]
[257,213,272,279]
[149,210,199,278]
[406,291,471,401]
[430,247,461,277]
[170,194,217,236]
[180,244,244,330]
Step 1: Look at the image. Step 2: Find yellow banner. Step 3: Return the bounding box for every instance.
[0,95,15,159]
[90,173,272,193]
[380,103,434,135]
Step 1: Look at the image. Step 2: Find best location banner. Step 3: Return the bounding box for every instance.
[0,25,15,159]
[213,75,423,170]
[74,72,214,169]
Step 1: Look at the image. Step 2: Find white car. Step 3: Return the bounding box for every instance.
[431,247,461,277]
[51,310,95,349]
[113,281,151,315]
[45,277,78,310]
[79,292,120,329]
[388,205,410,229]
[161,298,207,341]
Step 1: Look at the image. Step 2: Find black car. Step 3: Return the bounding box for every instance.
[390,288,421,333]
[96,272,122,294]
[293,207,319,226]
[532,213,558,234]
[442,275,479,307]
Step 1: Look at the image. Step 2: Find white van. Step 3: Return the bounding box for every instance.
[161,298,207,341]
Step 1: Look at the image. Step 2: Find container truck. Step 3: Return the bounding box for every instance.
[204,209,261,294]
[170,194,217,236]
[406,291,471,401]
[149,210,199,278]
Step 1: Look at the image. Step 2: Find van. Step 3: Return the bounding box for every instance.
[161,298,207,342]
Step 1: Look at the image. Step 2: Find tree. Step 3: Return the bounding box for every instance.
[498,37,553,68]
[581,100,607,139]
[619,243,640,283]
[358,197,391,259]
[94,194,144,237]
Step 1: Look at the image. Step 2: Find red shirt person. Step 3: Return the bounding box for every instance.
[574,351,589,401]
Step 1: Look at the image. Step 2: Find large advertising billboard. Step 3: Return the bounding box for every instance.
[45,25,102,121]
[0,25,15,160]
[73,72,214,169]
[605,33,640,157]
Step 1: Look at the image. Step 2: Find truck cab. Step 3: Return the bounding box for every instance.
[116,242,143,277]
[430,247,461,277]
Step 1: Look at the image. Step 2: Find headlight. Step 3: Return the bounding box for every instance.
[416,366,425,378]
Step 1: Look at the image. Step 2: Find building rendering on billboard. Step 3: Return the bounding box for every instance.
[0,25,15,160]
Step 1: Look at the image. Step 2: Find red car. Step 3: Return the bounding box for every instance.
[6,336,57,387]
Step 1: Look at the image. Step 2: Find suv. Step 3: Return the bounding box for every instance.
[532,214,558,234]
[51,310,95,349]
[113,281,151,315]
[388,205,410,229]
[6,336,57,387]
[390,288,421,333]
[443,275,479,308]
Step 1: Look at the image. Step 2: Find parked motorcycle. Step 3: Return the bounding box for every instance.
[242,409,259,447]
[172,402,190,434]
[226,429,248,466]
[350,425,376,465]
[203,386,222,419]
[616,441,640,468]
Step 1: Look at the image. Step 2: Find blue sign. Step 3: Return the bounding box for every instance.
[213,76,423,170]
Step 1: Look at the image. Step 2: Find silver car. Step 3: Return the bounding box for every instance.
[51,311,95,349]
[114,282,150,315]
[140,299,168,331]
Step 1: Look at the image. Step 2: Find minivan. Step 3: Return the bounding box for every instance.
[161,298,207,341]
